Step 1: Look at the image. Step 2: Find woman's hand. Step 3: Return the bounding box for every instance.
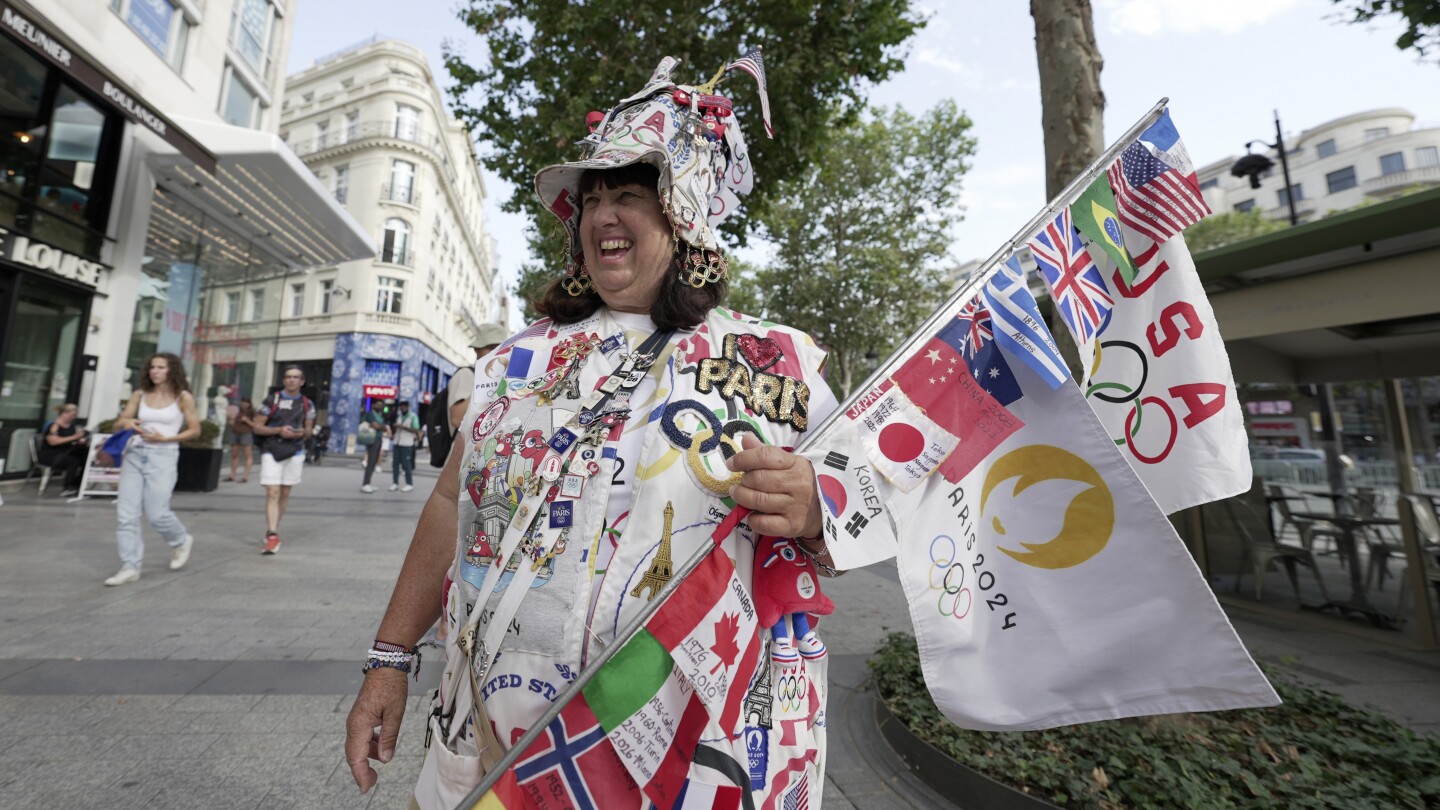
[345,668,410,794]
[726,435,823,539]
[138,429,169,443]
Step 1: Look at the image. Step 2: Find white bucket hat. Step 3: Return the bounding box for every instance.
[534,52,770,292]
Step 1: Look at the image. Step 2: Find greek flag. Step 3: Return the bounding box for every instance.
[979,256,1070,388]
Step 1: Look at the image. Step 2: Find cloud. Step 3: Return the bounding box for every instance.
[913,47,983,83]
[1098,0,1302,37]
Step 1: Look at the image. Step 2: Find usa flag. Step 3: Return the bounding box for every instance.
[1107,110,1211,244]
[725,46,773,137]
[1028,209,1114,343]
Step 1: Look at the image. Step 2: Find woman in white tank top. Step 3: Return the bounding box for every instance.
[103,352,202,586]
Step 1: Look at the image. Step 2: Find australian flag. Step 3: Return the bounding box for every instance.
[951,297,1022,406]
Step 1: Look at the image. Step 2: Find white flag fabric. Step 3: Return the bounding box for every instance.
[805,281,1277,730]
[1078,228,1253,513]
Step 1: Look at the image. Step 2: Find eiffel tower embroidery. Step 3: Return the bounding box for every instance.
[631,501,675,600]
[743,643,774,728]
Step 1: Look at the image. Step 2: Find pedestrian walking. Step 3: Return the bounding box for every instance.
[358,406,389,494]
[389,400,419,492]
[252,366,315,555]
[38,403,90,497]
[104,353,198,586]
[225,398,255,482]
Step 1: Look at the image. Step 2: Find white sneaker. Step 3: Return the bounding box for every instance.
[104,566,140,586]
[388,484,399,492]
[170,534,194,570]
[401,485,414,492]
[360,485,376,493]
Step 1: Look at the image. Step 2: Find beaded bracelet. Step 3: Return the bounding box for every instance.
[363,640,424,680]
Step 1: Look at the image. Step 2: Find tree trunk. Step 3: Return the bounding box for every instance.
[1031,0,1105,380]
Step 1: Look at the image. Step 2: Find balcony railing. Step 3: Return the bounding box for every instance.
[377,249,414,268]
[380,183,418,206]
[287,118,459,185]
[1361,164,1440,195]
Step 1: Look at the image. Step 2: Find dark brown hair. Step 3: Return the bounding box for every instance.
[140,352,190,395]
[533,164,727,330]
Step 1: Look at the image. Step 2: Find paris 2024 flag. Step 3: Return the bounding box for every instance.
[803,277,1277,730]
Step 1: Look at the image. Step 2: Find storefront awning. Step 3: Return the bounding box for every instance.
[147,117,374,269]
[1195,189,1440,384]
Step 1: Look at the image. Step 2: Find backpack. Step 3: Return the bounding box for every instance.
[259,393,312,458]
[424,385,454,468]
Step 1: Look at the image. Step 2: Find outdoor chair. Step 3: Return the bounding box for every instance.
[1226,497,1330,603]
[1268,483,1343,557]
[24,434,55,495]
[1392,494,1440,618]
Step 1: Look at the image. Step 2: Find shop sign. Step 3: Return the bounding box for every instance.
[364,384,398,399]
[0,1,215,173]
[0,227,106,287]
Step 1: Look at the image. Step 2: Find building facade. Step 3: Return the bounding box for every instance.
[0,0,372,480]
[1196,108,1440,222]
[279,37,499,452]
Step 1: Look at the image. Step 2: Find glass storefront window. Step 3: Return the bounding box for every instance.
[0,35,119,260]
[0,273,87,474]
[126,188,295,428]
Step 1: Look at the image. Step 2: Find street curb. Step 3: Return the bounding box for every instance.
[874,689,1060,810]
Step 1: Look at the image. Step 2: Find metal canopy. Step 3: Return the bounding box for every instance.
[1195,188,1440,384]
[146,117,375,269]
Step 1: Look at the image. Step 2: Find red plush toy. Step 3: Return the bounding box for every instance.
[752,537,834,663]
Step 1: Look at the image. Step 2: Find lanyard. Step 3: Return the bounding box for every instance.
[454,327,676,702]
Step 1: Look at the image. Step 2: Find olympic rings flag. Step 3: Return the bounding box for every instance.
[804,270,1276,730]
[1044,109,1251,514]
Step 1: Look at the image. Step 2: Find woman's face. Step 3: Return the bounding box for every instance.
[57,407,77,424]
[149,358,170,386]
[579,180,673,314]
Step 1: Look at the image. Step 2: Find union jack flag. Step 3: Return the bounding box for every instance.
[955,297,993,361]
[1028,209,1113,343]
[725,47,773,137]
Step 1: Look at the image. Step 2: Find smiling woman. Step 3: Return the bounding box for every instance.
[345,55,854,809]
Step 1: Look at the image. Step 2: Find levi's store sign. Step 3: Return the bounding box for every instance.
[0,227,106,287]
[364,384,398,399]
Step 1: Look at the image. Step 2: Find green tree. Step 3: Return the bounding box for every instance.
[1183,208,1287,252]
[733,102,975,399]
[443,0,927,318]
[1331,0,1440,58]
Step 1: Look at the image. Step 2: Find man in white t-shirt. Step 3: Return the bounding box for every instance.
[389,400,421,492]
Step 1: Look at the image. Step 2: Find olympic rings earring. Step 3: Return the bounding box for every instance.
[562,258,593,297]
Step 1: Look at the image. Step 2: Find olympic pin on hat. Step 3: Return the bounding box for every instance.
[534,51,772,277]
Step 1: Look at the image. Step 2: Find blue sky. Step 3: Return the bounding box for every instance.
[287,0,1440,319]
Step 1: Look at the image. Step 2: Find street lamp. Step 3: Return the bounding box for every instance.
[1230,109,1298,226]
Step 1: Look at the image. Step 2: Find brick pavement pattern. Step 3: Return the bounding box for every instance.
[2,458,1437,809]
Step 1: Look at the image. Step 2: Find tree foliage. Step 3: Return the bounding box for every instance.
[732,102,975,399]
[443,0,926,249]
[1331,0,1440,58]
[1184,209,1287,253]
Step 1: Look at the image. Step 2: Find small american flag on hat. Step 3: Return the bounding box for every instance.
[725,46,773,137]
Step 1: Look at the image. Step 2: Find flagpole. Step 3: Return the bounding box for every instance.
[452,97,1169,809]
[803,96,1170,449]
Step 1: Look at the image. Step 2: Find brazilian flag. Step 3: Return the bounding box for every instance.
[1072,175,1137,285]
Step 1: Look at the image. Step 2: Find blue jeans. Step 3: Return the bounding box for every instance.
[392,445,415,485]
[115,443,188,569]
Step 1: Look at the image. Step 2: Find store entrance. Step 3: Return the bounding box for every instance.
[0,270,89,476]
